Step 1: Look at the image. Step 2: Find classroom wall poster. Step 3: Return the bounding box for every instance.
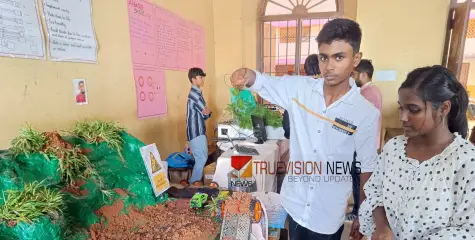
[133,67,167,118]
[0,0,46,59]
[140,143,170,197]
[191,23,206,70]
[128,0,167,119]
[175,17,193,71]
[128,0,207,119]
[128,0,156,67]
[155,6,177,70]
[42,0,98,63]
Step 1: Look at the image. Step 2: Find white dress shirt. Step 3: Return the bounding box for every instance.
[248,71,380,234]
[360,134,475,239]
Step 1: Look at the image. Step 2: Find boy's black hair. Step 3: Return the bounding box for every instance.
[188,67,206,83]
[355,59,374,79]
[316,18,362,53]
[304,54,320,76]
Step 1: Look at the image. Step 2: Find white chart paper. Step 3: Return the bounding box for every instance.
[42,0,97,63]
[0,0,45,59]
[374,70,397,82]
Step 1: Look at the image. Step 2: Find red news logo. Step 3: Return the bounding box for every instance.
[229,156,255,191]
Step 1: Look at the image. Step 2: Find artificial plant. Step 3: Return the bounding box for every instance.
[226,88,283,130]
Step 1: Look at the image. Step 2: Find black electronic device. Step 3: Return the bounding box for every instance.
[251,115,267,144]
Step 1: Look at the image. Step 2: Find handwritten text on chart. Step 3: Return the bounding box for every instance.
[127,0,207,118]
[128,0,206,70]
[0,0,45,59]
[43,0,97,62]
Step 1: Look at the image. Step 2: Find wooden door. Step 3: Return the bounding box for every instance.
[443,0,472,80]
[460,62,470,87]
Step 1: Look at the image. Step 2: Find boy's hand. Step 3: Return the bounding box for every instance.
[202,107,211,115]
[231,68,255,90]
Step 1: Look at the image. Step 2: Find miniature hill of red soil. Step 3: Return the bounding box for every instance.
[43,132,73,150]
[42,132,91,158]
[90,191,220,240]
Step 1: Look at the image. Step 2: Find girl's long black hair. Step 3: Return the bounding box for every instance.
[399,65,469,139]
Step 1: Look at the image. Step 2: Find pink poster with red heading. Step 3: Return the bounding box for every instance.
[127,0,206,119]
[128,0,166,119]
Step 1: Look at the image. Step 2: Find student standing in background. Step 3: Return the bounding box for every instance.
[304,53,321,78]
[185,68,212,187]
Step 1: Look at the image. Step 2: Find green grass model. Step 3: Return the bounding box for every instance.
[190,193,208,208]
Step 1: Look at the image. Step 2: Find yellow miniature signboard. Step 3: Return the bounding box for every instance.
[140,143,170,197]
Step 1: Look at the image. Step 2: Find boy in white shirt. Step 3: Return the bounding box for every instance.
[230,18,379,239]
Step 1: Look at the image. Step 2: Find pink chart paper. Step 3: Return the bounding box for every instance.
[155,6,178,70]
[175,18,193,71]
[133,67,167,119]
[128,0,167,118]
[128,0,157,67]
[192,23,206,70]
[127,0,207,118]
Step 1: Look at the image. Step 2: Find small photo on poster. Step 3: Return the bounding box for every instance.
[73,79,88,105]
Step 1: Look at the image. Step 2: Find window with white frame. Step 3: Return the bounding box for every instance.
[258,0,344,76]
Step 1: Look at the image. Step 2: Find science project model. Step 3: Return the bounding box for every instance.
[225,88,282,130]
[0,121,219,240]
[216,192,264,240]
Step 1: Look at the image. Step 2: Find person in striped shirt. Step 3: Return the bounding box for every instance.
[186,67,212,186]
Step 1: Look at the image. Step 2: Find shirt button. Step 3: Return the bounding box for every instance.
[310,187,314,190]
[323,110,327,113]
[314,150,317,153]
[307,204,310,207]
[317,130,321,133]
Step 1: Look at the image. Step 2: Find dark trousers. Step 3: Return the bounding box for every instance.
[351,151,360,214]
[289,216,344,240]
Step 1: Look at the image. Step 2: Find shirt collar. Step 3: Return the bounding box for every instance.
[312,77,357,105]
[191,85,202,93]
[360,81,372,90]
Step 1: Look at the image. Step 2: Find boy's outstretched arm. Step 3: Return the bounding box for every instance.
[230,68,306,110]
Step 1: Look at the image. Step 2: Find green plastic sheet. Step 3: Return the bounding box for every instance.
[15,154,61,187]
[0,151,23,205]
[0,131,167,240]
[0,216,62,240]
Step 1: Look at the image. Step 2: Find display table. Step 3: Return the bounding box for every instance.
[212,139,287,192]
